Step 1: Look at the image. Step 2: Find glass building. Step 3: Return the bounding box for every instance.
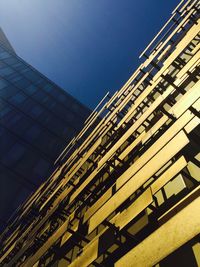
[0,27,90,231]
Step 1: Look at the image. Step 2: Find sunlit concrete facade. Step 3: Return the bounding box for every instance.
[0,30,90,231]
[0,0,200,266]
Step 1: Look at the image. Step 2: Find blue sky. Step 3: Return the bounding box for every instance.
[0,0,180,109]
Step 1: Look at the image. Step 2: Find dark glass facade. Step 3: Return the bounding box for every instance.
[0,33,90,231]
[0,27,15,53]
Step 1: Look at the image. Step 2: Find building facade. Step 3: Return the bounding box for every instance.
[0,27,16,53]
[0,30,91,231]
[0,0,200,266]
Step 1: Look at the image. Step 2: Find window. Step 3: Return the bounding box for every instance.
[5,113,21,127]
[0,51,11,60]
[14,78,30,90]
[43,83,53,92]
[6,72,22,83]
[18,117,32,133]
[0,79,8,90]
[72,103,79,112]
[15,151,38,175]
[9,92,26,105]
[29,105,43,117]
[4,112,32,136]
[33,158,50,177]
[14,63,27,72]
[20,68,29,74]
[35,77,46,87]
[26,84,37,95]
[12,62,23,68]
[2,142,26,165]
[57,93,65,102]
[0,166,24,218]
[32,90,48,103]
[49,87,60,97]
[23,70,39,82]
[65,111,76,122]
[48,101,56,109]
[0,105,11,117]
[3,57,18,65]
[0,85,19,99]
[24,124,41,141]
[33,130,57,155]
[0,66,14,76]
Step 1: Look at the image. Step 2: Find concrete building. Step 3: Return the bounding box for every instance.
[0,0,200,266]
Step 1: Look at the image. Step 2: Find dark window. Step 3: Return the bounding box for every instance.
[14,63,27,72]
[3,56,18,65]
[14,78,30,90]
[0,51,11,60]
[0,129,17,154]
[12,62,23,68]
[29,105,43,117]
[2,111,31,136]
[0,105,11,117]
[6,72,22,83]
[48,101,56,109]
[13,116,32,135]
[9,92,26,105]
[20,68,29,74]
[43,83,53,93]
[35,77,46,87]
[32,90,48,103]
[49,87,60,97]
[0,85,19,99]
[23,70,39,82]
[57,93,64,102]
[24,124,41,141]
[0,79,8,89]
[34,158,50,177]
[0,166,25,220]
[0,66,14,76]
[5,113,21,127]
[2,142,26,165]
[15,151,39,175]
[26,84,37,95]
